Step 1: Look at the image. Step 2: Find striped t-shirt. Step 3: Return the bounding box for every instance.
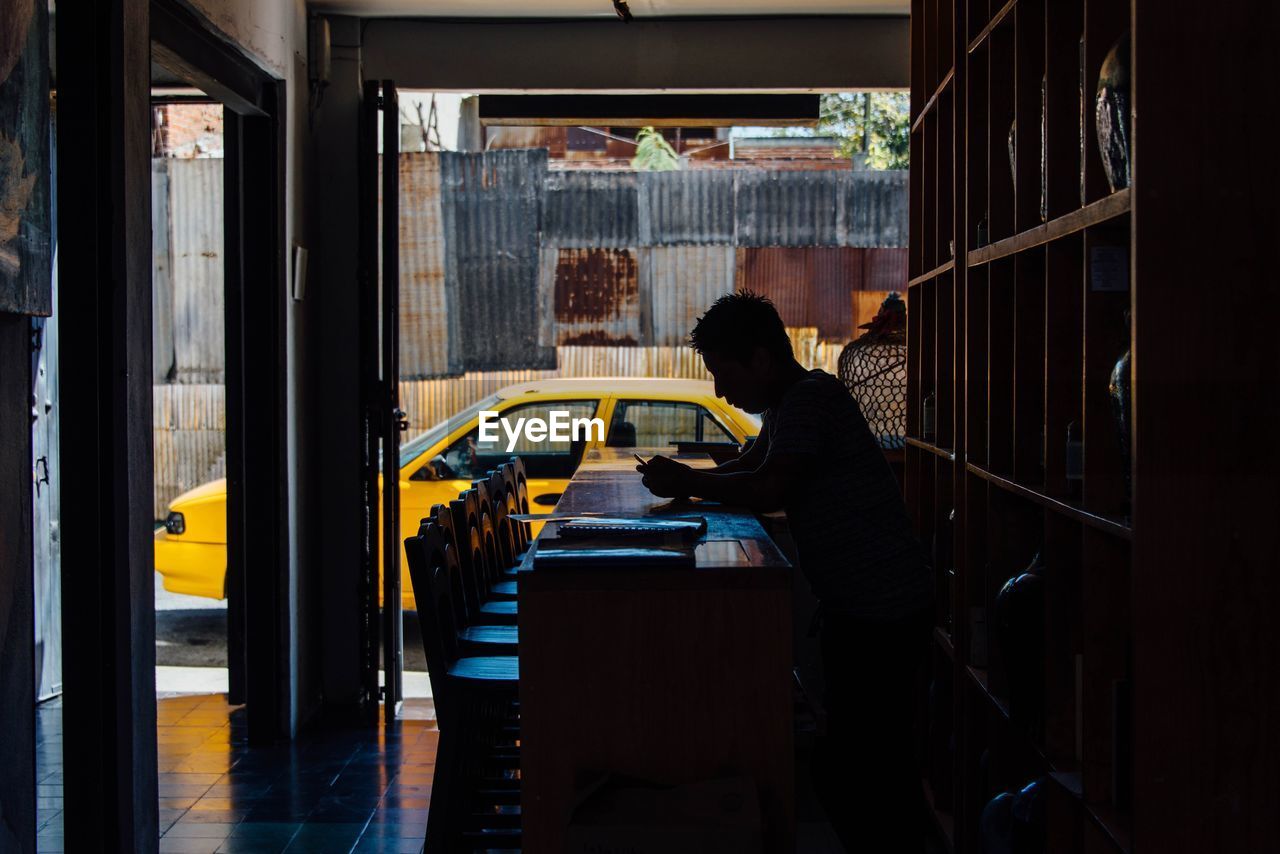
[764,370,931,621]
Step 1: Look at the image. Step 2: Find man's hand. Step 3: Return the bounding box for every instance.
[638,454,692,499]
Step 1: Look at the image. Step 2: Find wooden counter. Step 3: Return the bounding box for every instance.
[519,448,794,853]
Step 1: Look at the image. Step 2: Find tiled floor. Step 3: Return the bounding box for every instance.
[36,694,440,854]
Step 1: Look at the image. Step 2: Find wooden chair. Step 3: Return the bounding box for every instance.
[403,523,520,851]
[486,468,520,572]
[472,479,517,603]
[420,505,517,655]
[449,489,517,626]
[500,460,530,553]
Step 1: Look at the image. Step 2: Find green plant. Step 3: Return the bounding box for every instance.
[630,126,680,172]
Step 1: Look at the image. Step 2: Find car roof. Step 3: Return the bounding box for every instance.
[493,377,717,399]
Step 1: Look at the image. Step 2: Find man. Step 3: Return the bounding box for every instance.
[638,291,933,853]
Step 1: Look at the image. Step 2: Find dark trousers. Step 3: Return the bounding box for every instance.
[812,607,932,854]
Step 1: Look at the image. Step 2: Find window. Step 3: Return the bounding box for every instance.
[430,399,600,481]
[606,400,734,448]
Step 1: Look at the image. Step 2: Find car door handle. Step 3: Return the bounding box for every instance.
[533,493,561,507]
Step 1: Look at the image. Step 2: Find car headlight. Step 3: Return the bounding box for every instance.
[165,512,185,535]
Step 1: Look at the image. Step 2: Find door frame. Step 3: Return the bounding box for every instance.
[150,0,290,744]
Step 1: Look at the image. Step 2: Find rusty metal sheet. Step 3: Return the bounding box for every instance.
[840,169,910,247]
[640,170,735,245]
[440,150,554,371]
[734,247,810,327]
[550,247,641,346]
[863,247,909,291]
[542,171,639,247]
[398,152,457,378]
[809,247,866,340]
[642,245,736,346]
[735,169,841,247]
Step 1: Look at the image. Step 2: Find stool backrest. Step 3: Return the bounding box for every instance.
[429,503,473,625]
[487,468,517,568]
[497,462,526,551]
[471,480,501,586]
[509,455,530,509]
[404,523,462,711]
[448,492,486,616]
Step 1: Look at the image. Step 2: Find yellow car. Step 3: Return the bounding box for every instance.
[154,378,762,609]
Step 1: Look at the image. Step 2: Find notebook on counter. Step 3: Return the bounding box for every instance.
[555,516,707,542]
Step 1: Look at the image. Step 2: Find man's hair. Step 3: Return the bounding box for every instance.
[689,291,794,364]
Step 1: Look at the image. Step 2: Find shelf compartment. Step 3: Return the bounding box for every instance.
[1044,234,1085,502]
[965,264,989,466]
[1082,222,1132,520]
[1044,0,1087,220]
[986,259,1016,477]
[968,188,1130,267]
[1012,248,1046,487]
[1013,0,1047,234]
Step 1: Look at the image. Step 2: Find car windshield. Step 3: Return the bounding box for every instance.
[396,393,502,469]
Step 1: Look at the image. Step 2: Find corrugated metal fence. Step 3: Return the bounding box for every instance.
[153,158,224,383]
[151,154,907,514]
[401,154,908,376]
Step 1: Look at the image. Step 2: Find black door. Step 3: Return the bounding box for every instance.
[359,79,404,724]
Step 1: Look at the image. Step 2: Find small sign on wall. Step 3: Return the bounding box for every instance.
[292,244,308,301]
[1090,246,1130,293]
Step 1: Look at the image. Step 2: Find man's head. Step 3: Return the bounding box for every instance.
[689,291,796,414]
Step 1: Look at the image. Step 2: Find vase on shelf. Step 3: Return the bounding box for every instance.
[1108,315,1133,513]
[1096,32,1132,193]
[995,551,1047,737]
[980,779,1047,854]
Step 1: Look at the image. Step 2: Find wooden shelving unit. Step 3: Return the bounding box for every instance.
[908,0,1135,851]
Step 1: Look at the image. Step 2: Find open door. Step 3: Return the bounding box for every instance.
[359,79,404,724]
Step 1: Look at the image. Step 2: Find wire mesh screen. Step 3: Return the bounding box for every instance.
[839,329,907,450]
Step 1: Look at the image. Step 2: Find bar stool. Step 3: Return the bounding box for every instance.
[499,460,529,553]
[450,489,517,626]
[421,506,518,655]
[486,468,519,571]
[472,480,517,602]
[404,524,520,852]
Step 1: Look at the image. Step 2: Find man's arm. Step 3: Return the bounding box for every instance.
[704,430,768,475]
[640,449,808,513]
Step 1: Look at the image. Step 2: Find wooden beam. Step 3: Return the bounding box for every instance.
[149,0,269,116]
[477,94,820,127]
[56,0,160,849]
[360,16,909,92]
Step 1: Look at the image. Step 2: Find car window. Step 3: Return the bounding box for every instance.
[425,399,601,481]
[606,400,734,448]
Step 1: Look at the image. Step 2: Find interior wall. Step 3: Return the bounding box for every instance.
[175,0,317,734]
